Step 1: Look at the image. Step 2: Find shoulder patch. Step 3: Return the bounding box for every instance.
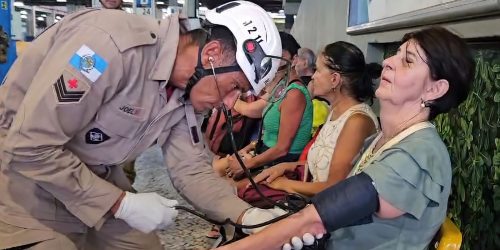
[69,45,108,82]
[52,70,90,103]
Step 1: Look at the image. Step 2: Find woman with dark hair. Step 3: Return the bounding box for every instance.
[250,41,380,197]
[216,26,475,250]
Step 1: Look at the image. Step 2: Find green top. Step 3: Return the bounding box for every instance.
[261,81,313,154]
[329,127,452,250]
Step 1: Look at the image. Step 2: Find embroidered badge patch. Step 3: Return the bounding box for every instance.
[53,70,89,103]
[69,45,108,82]
[85,128,110,144]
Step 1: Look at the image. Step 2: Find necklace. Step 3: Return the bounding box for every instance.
[376,109,425,151]
[353,121,433,175]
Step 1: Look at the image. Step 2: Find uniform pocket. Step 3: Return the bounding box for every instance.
[95,105,143,139]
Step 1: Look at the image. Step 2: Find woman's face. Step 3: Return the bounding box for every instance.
[376,40,434,107]
[311,55,335,97]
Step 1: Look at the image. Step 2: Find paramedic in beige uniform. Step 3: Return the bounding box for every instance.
[0,1,284,249]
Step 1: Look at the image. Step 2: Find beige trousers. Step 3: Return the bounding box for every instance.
[0,219,162,250]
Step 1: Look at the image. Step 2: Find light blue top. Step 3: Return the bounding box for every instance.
[328,127,451,250]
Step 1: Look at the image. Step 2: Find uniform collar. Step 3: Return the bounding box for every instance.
[150,13,181,81]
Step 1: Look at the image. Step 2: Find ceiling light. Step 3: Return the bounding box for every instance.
[177,0,184,4]
[20,14,27,19]
[157,1,164,4]
[13,1,24,7]
[36,17,44,21]
[56,0,67,2]
[41,14,47,17]
[20,10,27,14]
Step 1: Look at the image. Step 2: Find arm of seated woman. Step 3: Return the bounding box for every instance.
[252,161,299,184]
[234,98,268,118]
[246,89,306,168]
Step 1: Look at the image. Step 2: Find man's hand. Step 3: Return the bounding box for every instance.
[113,191,178,233]
[241,207,287,234]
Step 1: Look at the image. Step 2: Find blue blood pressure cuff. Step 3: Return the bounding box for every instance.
[311,172,379,232]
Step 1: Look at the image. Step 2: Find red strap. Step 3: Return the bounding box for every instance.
[166,85,176,100]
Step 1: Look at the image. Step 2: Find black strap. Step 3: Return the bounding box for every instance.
[209,109,222,140]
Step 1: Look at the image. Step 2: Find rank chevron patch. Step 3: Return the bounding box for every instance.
[53,70,89,103]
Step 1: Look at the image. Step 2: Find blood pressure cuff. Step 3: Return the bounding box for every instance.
[311,172,379,232]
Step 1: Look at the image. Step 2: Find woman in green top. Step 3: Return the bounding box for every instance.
[216,26,475,250]
[223,32,314,179]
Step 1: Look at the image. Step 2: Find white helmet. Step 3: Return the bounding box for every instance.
[205,1,281,95]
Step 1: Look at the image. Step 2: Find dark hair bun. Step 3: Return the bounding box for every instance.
[365,63,382,80]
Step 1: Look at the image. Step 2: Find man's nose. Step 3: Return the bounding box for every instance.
[223,89,242,109]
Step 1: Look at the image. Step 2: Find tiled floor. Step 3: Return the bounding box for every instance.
[133,146,217,250]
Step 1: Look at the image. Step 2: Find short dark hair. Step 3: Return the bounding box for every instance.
[279,32,301,57]
[188,25,237,65]
[401,27,475,120]
[322,41,381,104]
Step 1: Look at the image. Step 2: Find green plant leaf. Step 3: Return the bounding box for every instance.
[494,92,500,102]
[492,64,500,73]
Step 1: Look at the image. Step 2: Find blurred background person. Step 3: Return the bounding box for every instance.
[100,0,123,10]
[294,47,316,86]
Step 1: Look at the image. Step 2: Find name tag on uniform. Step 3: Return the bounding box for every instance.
[69,45,108,83]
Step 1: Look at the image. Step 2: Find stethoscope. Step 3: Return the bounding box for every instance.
[173,54,330,249]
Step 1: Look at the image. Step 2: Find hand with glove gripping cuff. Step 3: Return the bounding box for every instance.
[113,191,179,234]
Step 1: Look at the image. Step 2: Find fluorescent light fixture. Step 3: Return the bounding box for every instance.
[20,14,27,19]
[36,17,44,21]
[268,11,285,19]
[20,10,27,14]
[13,1,24,7]
[56,0,67,2]
[41,14,47,17]
[157,1,164,4]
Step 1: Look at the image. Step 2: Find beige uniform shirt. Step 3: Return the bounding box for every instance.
[0,8,250,235]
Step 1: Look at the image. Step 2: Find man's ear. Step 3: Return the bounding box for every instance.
[424,79,449,102]
[201,40,223,68]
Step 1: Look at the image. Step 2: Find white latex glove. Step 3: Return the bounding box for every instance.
[282,233,324,250]
[114,191,178,234]
[241,207,287,234]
